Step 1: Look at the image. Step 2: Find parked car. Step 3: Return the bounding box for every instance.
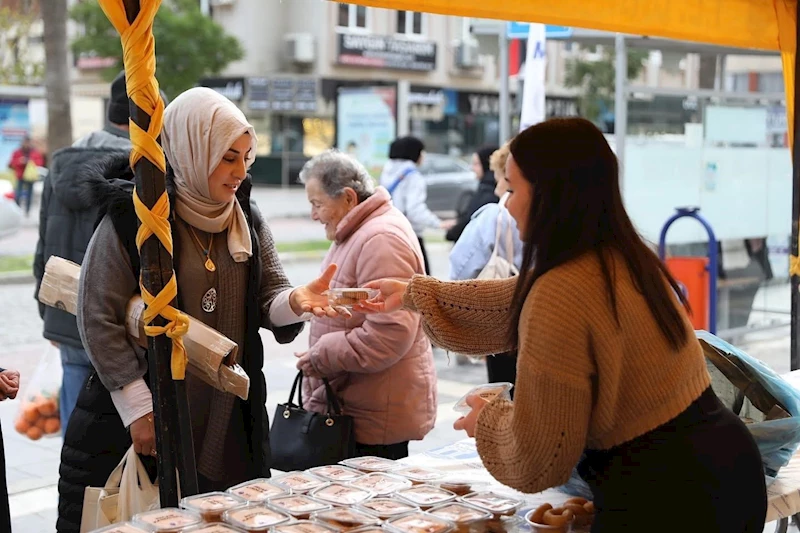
[418,153,477,217]
[0,180,22,241]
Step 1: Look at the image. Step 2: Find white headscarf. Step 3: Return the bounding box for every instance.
[162,87,257,262]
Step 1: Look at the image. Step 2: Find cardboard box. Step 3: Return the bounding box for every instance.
[39,256,250,400]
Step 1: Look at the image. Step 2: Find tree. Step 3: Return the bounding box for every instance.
[0,7,44,85]
[69,0,244,100]
[564,47,649,124]
[42,0,73,152]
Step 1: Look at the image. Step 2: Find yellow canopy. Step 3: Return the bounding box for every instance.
[349,0,798,145]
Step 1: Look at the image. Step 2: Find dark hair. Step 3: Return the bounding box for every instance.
[507,117,689,350]
[476,145,498,174]
[389,136,425,162]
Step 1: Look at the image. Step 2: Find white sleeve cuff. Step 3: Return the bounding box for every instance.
[269,288,313,327]
[109,378,153,428]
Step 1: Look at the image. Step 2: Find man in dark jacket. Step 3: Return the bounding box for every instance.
[445,145,500,242]
[33,70,133,433]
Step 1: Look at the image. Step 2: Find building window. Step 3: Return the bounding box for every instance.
[396,10,424,36]
[337,3,367,30]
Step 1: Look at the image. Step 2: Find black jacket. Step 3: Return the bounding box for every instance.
[34,132,132,348]
[57,153,302,532]
[445,171,500,242]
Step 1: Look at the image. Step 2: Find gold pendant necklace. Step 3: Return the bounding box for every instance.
[189,226,216,272]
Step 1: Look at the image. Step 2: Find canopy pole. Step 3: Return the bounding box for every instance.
[499,27,510,144]
[120,0,199,505]
[614,33,627,189]
[791,1,800,370]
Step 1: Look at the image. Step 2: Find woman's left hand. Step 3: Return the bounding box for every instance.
[453,394,488,437]
[295,351,322,378]
[290,264,351,318]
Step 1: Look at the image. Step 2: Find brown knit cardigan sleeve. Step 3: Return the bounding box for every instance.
[401,275,518,356]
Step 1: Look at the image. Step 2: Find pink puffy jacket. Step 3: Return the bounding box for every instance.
[302,187,437,445]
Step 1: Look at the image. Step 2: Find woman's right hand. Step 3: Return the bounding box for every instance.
[354,279,410,314]
[130,413,156,457]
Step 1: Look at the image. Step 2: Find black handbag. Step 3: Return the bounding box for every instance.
[269,371,356,471]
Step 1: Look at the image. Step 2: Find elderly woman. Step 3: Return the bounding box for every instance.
[57,88,340,532]
[296,150,436,460]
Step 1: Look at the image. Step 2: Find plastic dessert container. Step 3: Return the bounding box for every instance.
[339,456,398,473]
[273,472,328,493]
[180,492,245,523]
[427,503,492,524]
[357,498,419,519]
[310,483,374,506]
[393,467,444,484]
[453,383,513,413]
[133,508,203,532]
[348,473,412,496]
[184,524,244,533]
[324,289,378,309]
[435,481,472,497]
[220,503,291,532]
[309,465,364,483]
[268,494,333,519]
[227,478,287,502]
[395,485,458,509]
[458,492,521,517]
[385,512,454,533]
[90,524,151,533]
[311,507,383,531]
[272,520,340,533]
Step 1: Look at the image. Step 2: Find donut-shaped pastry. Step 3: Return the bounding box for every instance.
[529,503,553,524]
[584,501,595,514]
[566,497,588,506]
[543,508,574,527]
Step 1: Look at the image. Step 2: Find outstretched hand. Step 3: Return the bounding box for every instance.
[290,264,352,318]
[353,279,410,314]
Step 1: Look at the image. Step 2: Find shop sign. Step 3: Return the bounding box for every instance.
[199,77,245,102]
[337,33,436,72]
[247,77,317,113]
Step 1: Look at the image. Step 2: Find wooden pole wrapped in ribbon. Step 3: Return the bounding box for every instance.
[96,0,198,505]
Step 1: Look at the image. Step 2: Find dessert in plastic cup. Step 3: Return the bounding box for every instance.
[392,467,443,484]
[221,503,291,532]
[339,456,398,473]
[385,512,454,533]
[227,478,287,502]
[435,481,473,497]
[312,507,383,531]
[357,497,419,519]
[346,527,385,533]
[324,289,379,309]
[133,508,203,532]
[272,520,340,533]
[348,472,412,496]
[89,523,151,533]
[310,483,374,506]
[183,524,244,533]
[525,505,577,533]
[273,471,328,493]
[309,465,365,483]
[180,492,246,523]
[395,485,458,509]
[457,492,521,517]
[526,499,595,531]
[427,503,492,524]
[268,494,333,519]
[453,383,513,413]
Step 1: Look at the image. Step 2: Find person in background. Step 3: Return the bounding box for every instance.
[33,70,137,434]
[0,367,19,532]
[8,135,45,216]
[379,136,454,274]
[445,145,500,243]
[448,142,523,389]
[297,150,436,460]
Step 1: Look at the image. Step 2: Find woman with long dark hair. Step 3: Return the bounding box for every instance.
[359,118,767,532]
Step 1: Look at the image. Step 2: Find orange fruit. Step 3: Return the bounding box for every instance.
[35,417,47,430]
[14,417,29,434]
[44,418,60,435]
[26,426,43,441]
[37,399,57,417]
[23,404,39,424]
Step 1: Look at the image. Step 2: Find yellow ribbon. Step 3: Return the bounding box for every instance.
[99,0,188,379]
[790,254,800,278]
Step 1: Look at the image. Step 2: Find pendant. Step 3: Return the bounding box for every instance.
[204,256,216,272]
[202,287,217,313]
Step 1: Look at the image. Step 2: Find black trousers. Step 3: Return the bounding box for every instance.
[485,351,517,398]
[417,236,430,275]
[354,441,409,460]
[578,387,767,532]
[0,424,10,533]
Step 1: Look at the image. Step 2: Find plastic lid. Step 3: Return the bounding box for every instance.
[324,289,378,309]
[89,523,151,533]
[184,524,243,533]
[180,492,244,515]
[227,478,287,502]
[453,383,513,413]
[133,508,203,531]
[348,473,412,495]
[395,486,457,507]
[358,498,419,518]
[340,456,398,472]
[272,520,339,533]
[385,512,454,533]
[459,492,522,514]
[427,503,492,524]
[222,503,291,531]
[312,507,382,529]
[309,465,364,482]
[274,471,328,493]
[347,528,385,533]
[393,467,444,483]
[268,495,332,516]
[311,483,373,506]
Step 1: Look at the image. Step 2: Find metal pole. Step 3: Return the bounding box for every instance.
[614,33,627,190]
[499,28,510,143]
[397,80,410,137]
[121,0,198,506]
[791,1,800,370]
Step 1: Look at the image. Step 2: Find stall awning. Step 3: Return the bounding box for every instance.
[347,0,798,144]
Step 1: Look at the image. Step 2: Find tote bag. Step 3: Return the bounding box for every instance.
[478,196,519,280]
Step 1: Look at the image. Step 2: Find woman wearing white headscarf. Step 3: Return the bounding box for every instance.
[56,88,340,532]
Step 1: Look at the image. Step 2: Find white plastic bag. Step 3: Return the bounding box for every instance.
[80,446,160,532]
[14,345,62,440]
[478,196,519,280]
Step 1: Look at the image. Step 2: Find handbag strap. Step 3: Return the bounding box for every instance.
[322,378,344,416]
[288,371,303,408]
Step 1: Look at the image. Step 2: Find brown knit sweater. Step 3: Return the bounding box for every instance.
[402,251,711,494]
